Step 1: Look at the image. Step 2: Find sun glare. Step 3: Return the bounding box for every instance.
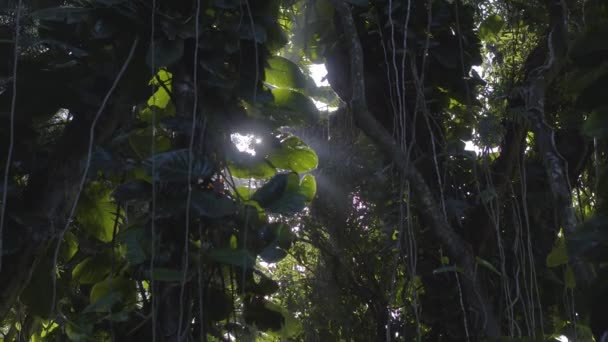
[308,63,329,87]
[230,133,257,156]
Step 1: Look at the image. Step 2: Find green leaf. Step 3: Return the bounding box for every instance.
[266,89,319,126]
[76,181,119,243]
[565,266,577,289]
[478,15,505,43]
[266,191,306,215]
[432,265,463,275]
[263,300,303,338]
[476,256,501,276]
[251,173,307,215]
[252,173,290,207]
[21,259,55,318]
[190,190,237,218]
[228,158,277,180]
[265,56,307,89]
[267,136,318,173]
[259,245,288,263]
[72,253,112,284]
[128,127,172,159]
[254,274,280,296]
[546,237,569,268]
[146,38,184,67]
[299,174,317,203]
[230,234,238,250]
[60,231,79,262]
[112,180,152,202]
[83,291,122,314]
[146,88,173,111]
[65,320,93,342]
[146,149,215,182]
[226,146,277,180]
[234,186,256,201]
[582,107,608,138]
[88,277,136,313]
[244,298,285,332]
[117,227,147,265]
[208,248,256,268]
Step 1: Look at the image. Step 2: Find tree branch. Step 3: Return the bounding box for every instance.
[330,0,500,337]
[520,0,595,287]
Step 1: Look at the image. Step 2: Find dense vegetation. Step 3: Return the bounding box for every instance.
[1,0,608,341]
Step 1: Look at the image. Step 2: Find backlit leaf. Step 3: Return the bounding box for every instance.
[265,56,307,89]
[267,136,318,173]
[478,15,504,43]
[76,181,119,243]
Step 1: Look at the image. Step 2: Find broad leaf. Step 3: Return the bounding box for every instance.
[252,173,290,207]
[478,15,504,43]
[546,237,568,268]
[76,181,120,243]
[72,253,112,284]
[88,277,136,313]
[265,56,307,89]
[190,190,237,218]
[266,89,319,126]
[208,248,256,268]
[129,127,173,159]
[117,226,147,265]
[228,157,277,180]
[146,149,215,182]
[299,174,317,203]
[267,136,318,173]
[21,259,56,318]
[252,173,307,214]
[583,107,608,138]
[112,180,152,202]
[259,245,288,263]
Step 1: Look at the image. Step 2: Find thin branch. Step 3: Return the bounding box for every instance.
[520,0,594,287]
[329,0,500,336]
[50,36,140,315]
[0,0,23,273]
[178,0,202,339]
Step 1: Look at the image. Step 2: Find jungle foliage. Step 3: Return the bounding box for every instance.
[1,0,608,341]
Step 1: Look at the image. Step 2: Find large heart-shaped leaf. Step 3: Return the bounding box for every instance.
[478,15,504,43]
[190,190,237,218]
[117,226,148,265]
[299,174,317,203]
[76,181,120,243]
[72,253,113,284]
[112,180,152,202]
[267,136,318,173]
[88,277,136,313]
[208,248,256,268]
[251,173,307,214]
[265,56,307,89]
[146,149,215,182]
[251,173,290,207]
[265,89,319,126]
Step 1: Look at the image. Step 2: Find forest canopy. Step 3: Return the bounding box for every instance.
[1,0,608,341]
